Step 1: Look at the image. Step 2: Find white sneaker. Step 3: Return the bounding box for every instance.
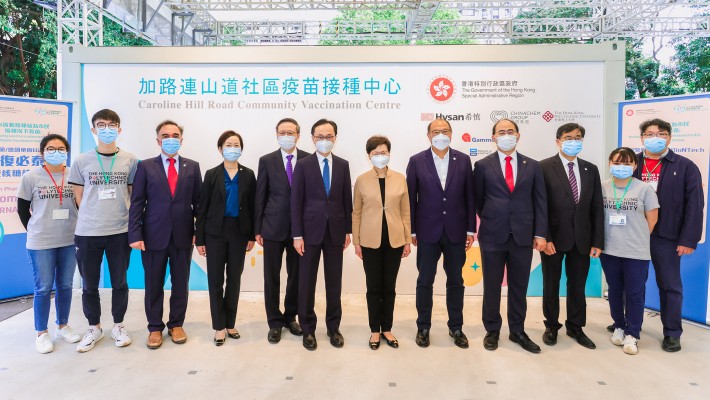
[55,325,81,343]
[111,323,132,347]
[610,328,625,346]
[77,326,104,353]
[622,335,639,355]
[35,332,54,354]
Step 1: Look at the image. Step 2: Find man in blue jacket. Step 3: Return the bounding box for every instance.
[634,118,704,352]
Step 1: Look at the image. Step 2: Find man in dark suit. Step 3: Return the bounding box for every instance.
[291,118,352,351]
[255,118,308,344]
[406,118,475,349]
[539,123,604,349]
[129,120,202,349]
[473,118,548,354]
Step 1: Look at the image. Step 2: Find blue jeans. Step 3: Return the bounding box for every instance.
[27,245,76,332]
[600,253,650,339]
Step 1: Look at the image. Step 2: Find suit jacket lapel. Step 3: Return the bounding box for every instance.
[553,156,575,203]
[515,154,528,193]
[313,155,328,198]
[424,150,444,192]
[154,156,172,198]
[490,153,507,190]
[443,151,456,192]
[273,151,290,188]
[217,163,227,201]
[237,166,245,206]
[173,157,189,200]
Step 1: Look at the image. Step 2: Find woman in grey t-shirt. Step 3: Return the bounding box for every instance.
[600,147,659,356]
[16,134,81,354]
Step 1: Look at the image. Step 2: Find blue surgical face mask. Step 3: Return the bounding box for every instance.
[643,137,667,154]
[610,165,634,179]
[496,135,517,152]
[277,135,297,151]
[431,134,451,151]
[223,147,241,162]
[561,140,583,157]
[315,139,334,154]
[161,138,181,155]
[44,151,68,166]
[370,155,390,169]
[97,127,119,144]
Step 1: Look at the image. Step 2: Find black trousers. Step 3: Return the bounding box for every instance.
[298,224,343,335]
[205,217,248,331]
[263,237,299,329]
[141,234,192,332]
[481,235,533,334]
[540,248,591,331]
[415,232,465,331]
[362,240,403,333]
[650,235,684,338]
[75,233,131,326]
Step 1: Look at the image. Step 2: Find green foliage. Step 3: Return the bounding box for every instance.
[671,37,710,93]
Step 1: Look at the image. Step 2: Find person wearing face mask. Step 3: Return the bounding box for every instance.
[254,118,309,344]
[128,120,202,349]
[69,109,138,353]
[538,123,604,350]
[473,118,548,354]
[195,131,256,346]
[291,119,352,351]
[352,136,412,350]
[17,134,81,353]
[632,118,703,353]
[600,147,659,355]
[405,118,475,350]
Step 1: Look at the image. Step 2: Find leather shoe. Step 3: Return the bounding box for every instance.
[147,331,162,349]
[567,329,596,349]
[226,329,240,339]
[606,324,615,332]
[286,320,303,336]
[509,331,541,353]
[369,333,381,350]
[662,336,681,352]
[415,328,430,348]
[449,329,469,349]
[483,331,499,351]
[542,328,558,346]
[327,330,344,348]
[267,327,282,344]
[382,333,399,349]
[303,334,317,351]
[168,327,187,344]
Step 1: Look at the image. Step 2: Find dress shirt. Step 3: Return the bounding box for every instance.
[316,151,333,187]
[161,153,180,176]
[497,150,518,185]
[430,148,449,188]
[224,168,240,217]
[559,152,581,199]
[281,148,298,170]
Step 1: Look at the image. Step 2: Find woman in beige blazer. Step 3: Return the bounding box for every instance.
[352,136,412,350]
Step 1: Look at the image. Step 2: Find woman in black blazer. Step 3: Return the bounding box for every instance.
[195,130,256,346]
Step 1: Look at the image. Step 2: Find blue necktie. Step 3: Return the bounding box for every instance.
[323,158,330,197]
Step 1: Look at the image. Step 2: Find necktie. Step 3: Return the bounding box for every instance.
[168,158,178,196]
[505,156,514,193]
[286,154,294,186]
[323,158,330,197]
[568,161,579,204]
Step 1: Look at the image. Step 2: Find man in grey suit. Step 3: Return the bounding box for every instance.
[255,118,308,344]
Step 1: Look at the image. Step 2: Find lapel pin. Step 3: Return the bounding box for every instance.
[523,160,527,164]
[674,172,677,176]
[584,168,588,171]
[453,157,457,161]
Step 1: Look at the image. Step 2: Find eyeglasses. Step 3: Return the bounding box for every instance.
[314,135,335,141]
[95,122,119,129]
[277,131,298,136]
[642,131,670,138]
[561,137,584,142]
[429,129,451,136]
[495,130,517,136]
[45,148,67,154]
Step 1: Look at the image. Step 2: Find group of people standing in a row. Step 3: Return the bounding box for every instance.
[19,109,702,357]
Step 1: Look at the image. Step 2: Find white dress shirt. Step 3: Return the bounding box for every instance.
[497,150,517,184]
[559,152,581,199]
[281,148,298,170]
[315,151,333,186]
[161,153,180,176]
[431,148,449,188]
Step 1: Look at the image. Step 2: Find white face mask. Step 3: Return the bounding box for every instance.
[315,139,334,154]
[431,134,451,151]
[496,135,517,152]
[277,135,296,151]
[370,155,390,169]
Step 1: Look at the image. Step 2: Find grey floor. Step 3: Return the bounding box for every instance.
[0,290,708,400]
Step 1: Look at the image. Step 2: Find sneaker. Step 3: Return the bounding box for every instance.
[111,323,132,347]
[610,328,625,346]
[55,325,81,343]
[622,335,639,355]
[77,326,104,353]
[35,332,54,354]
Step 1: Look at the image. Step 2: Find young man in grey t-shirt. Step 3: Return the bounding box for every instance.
[69,109,138,353]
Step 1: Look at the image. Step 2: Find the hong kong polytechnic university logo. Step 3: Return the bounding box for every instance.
[428,76,455,103]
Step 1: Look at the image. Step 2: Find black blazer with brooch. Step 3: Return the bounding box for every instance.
[195,163,256,246]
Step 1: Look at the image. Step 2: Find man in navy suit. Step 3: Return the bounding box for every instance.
[406,118,475,349]
[129,120,202,349]
[291,118,352,351]
[255,118,308,344]
[473,118,548,354]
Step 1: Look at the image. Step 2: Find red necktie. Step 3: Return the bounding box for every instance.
[168,158,177,196]
[505,156,514,193]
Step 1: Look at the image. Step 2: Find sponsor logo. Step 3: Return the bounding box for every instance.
[625,109,634,116]
[674,105,704,113]
[461,134,493,143]
[34,108,63,116]
[420,112,435,121]
[490,110,508,122]
[542,111,555,122]
[428,76,455,103]
[469,148,494,157]
[436,113,480,121]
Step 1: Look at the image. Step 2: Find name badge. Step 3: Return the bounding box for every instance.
[52,209,70,220]
[98,187,117,200]
[609,212,627,226]
[649,181,658,191]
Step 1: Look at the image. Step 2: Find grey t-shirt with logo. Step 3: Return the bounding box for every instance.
[69,149,138,237]
[17,167,79,250]
[602,178,660,261]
